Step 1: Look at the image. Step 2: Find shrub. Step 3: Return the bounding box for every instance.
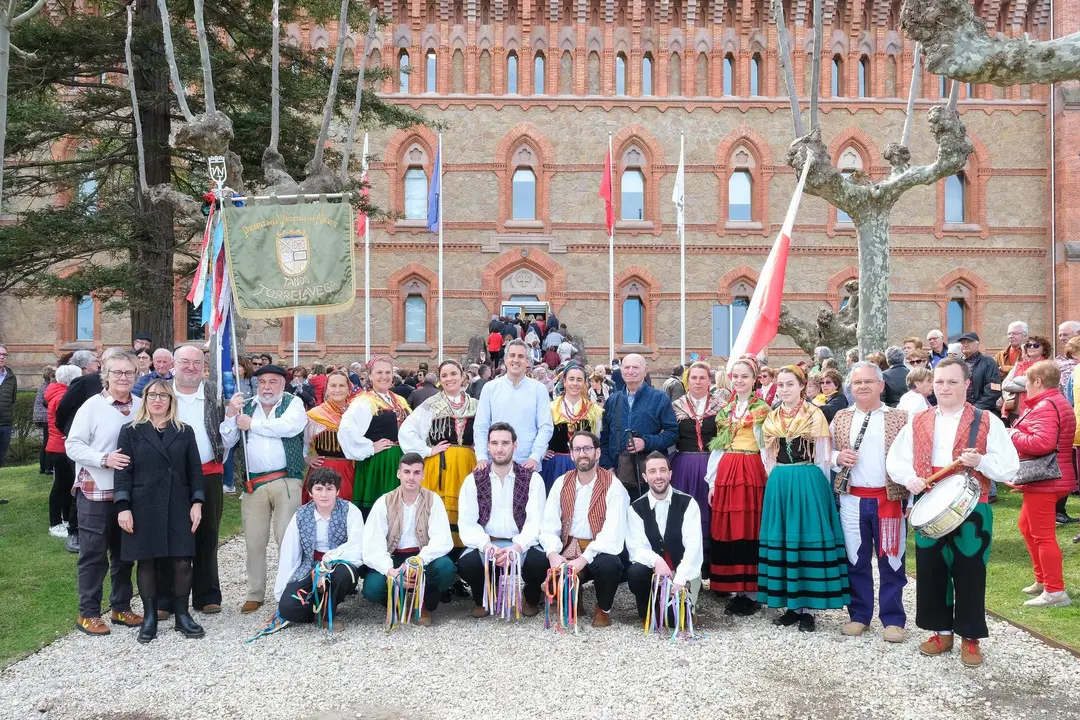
[8,391,42,465]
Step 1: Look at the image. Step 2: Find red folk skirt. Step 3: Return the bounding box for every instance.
[301,456,356,505]
[709,450,768,593]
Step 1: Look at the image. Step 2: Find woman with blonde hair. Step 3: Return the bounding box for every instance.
[670,361,725,543]
[114,378,205,643]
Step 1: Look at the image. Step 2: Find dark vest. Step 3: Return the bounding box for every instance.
[472,462,531,532]
[289,499,351,583]
[631,490,692,569]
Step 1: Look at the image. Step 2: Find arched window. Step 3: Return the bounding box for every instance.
[426,50,437,93]
[398,50,410,93]
[512,168,537,220]
[560,51,573,94]
[723,54,734,95]
[749,54,761,96]
[404,167,428,219]
[621,168,645,220]
[858,56,869,97]
[296,313,317,343]
[615,53,627,95]
[947,300,966,342]
[945,172,966,223]
[836,171,856,223]
[534,52,545,94]
[668,53,682,96]
[712,295,750,356]
[835,147,863,224]
[587,51,601,94]
[885,55,897,97]
[76,296,95,341]
[696,52,709,95]
[622,297,644,344]
[642,54,654,96]
[966,82,974,99]
[728,170,752,221]
[342,43,355,69]
[452,49,465,92]
[831,56,843,97]
[939,75,948,98]
[405,295,427,343]
[507,52,519,93]
[480,0,490,23]
[479,50,492,92]
[186,303,204,341]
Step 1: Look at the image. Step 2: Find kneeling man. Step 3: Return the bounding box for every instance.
[275,467,365,630]
[626,452,703,621]
[361,453,455,625]
[456,422,549,617]
[539,431,629,627]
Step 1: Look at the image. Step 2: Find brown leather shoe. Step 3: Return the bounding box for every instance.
[919,633,955,656]
[521,601,540,617]
[110,609,143,627]
[76,616,110,636]
[591,605,611,628]
[156,609,171,620]
[240,601,263,614]
[199,604,222,614]
[415,607,433,626]
[330,619,345,634]
[471,605,490,618]
[961,638,984,667]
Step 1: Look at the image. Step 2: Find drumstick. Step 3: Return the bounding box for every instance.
[924,459,965,489]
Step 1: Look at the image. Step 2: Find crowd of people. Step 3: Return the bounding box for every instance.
[2,315,1078,667]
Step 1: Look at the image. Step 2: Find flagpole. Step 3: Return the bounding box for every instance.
[607,133,614,364]
[228,308,251,491]
[293,309,299,367]
[678,132,686,365]
[437,133,444,362]
[363,132,371,362]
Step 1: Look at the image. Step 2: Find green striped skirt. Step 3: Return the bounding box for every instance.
[353,445,404,512]
[757,462,850,610]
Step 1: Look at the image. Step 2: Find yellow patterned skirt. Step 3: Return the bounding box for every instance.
[422,445,477,547]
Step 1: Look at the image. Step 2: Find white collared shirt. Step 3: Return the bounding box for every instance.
[539,472,629,562]
[886,405,1020,485]
[173,381,214,464]
[457,468,547,556]
[830,406,887,488]
[625,488,703,586]
[220,394,308,474]
[362,492,453,576]
[274,502,365,601]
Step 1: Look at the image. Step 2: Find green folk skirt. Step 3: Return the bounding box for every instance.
[757,462,851,610]
[353,445,404,512]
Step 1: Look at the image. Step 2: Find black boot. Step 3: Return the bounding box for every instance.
[173,597,205,639]
[137,597,158,644]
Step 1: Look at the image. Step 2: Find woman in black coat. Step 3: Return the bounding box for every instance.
[114,379,205,644]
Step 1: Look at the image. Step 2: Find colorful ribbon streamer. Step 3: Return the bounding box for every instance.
[644,574,697,642]
[542,564,580,634]
[482,547,523,620]
[245,610,291,643]
[385,556,426,631]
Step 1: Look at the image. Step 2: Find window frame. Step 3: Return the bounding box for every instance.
[425,49,437,93]
[507,51,519,94]
[398,50,410,93]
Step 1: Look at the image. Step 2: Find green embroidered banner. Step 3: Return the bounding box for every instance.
[222,202,355,319]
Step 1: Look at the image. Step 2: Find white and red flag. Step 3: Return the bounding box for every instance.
[726,156,813,371]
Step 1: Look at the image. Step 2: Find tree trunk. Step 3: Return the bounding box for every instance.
[0,18,11,215]
[856,212,891,355]
[128,0,175,349]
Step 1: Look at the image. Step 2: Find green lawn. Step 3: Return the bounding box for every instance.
[907,490,1080,651]
[0,463,242,666]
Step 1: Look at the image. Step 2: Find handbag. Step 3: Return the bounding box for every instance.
[1012,403,1063,486]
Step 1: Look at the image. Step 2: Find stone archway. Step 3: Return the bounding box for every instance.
[481,248,567,315]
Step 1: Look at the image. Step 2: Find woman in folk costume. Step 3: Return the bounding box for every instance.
[541,362,603,492]
[301,370,357,504]
[705,356,770,616]
[399,359,478,544]
[758,365,850,633]
[339,356,411,515]
[669,361,725,543]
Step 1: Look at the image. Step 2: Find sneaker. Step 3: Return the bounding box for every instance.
[49,524,68,538]
[75,616,110,636]
[110,609,144,626]
[223,485,236,495]
[64,534,80,553]
[1056,512,1072,526]
[1022,581,1045,595]
[883,625,906,643]
[960,638,984,667]
[1024,590,1072,608]
[919,633,954,656]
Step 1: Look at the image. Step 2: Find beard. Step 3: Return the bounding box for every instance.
[574,455,597,472]
[259,391,283,406]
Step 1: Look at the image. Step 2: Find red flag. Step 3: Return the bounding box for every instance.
[598,149,614,236]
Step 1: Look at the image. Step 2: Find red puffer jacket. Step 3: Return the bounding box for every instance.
[1009,387,1077,494]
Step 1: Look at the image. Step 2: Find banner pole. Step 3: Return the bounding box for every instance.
[438,132,444,362]
[608,133,614,364]
[228,308,251,492]
[679,132,686,366]
[363,132,371,362]
[293,309,299,367]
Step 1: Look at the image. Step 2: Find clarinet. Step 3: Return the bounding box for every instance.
[836,411,872,494]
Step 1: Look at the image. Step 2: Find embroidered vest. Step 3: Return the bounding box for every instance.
[472,462,532,532]
[243,393,306,480]
[558,467,614,550]
[386,488,434,552]
[288,499,351,583]
[912,403,991,495]
[831,407,909,501]
[631,490,691,570]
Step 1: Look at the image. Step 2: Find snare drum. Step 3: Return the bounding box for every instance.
[909,473,982,540]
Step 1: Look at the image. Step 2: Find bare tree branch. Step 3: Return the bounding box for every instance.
[9,42,34,59]
[900,43,921,148]
[11,0,45,26]
[155,0,195,123]
[311,0,351,169]
[269,0,280,153]
[191,0,216,115]
[903,0,1080,85]
[771,0,804,137]
[340,8,379,184]
[124,4,148,194]
[809,0,822,132]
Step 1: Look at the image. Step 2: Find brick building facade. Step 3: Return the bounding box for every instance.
[0,0,1070,380]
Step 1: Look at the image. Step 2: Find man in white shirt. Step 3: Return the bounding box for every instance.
[220,364,308,614]
[830,362,910,644]
[540,431,629,627]
[274,467,365,631]
[886,357,1019,667]
[626,452,702,622]
[474,339,554,471]
[456,422,549,618]
[361,454,455,625]
[557,337,578,364]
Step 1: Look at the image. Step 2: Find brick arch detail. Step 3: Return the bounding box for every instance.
[614,265,661,358]
[494,123,555,232]
[383,125,440,228]
[716,125,774,233]
[825,266,859,309]
[54,262,103,352]
[936,267,988,339]
[480,248,568,315]
[827,126,881,172]
[387,262,440,357]
[716,265,760,304]
[611,124,665,233]
[934,133,990,239]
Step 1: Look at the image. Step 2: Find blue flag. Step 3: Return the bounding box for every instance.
[221,313,235,398]
[426,145,441,233]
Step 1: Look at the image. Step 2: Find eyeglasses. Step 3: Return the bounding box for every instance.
[177,359,202,368]
[570,446,598,454]
[108,370,136,379]
[145,392,172,401]
[909,359,927,365]
[1024,342,1042,349]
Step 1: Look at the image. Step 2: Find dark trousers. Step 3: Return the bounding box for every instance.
[0,425,11,467]
[627,562,657,619]
[157,474,223,611]
[137,557,192,604]
[456,546,549,607]
[578,553,623,613]
[76,491,134,618]
[362,553,456,611]
[278,562,359,624]
[616,452,646,501]
[914,503,993,640]
[38,423,50,473]
[47,452,75,527]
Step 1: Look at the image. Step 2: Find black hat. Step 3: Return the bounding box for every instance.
[956,332,980,343]
[134,331,151,341]
[253,364,288,379]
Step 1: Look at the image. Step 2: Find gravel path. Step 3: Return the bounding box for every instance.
[2,536,1079,720]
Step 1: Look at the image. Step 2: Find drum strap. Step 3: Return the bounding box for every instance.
[966,408,983,451]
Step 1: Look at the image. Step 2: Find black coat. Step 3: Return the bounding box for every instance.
[113,422,205,562]
[817,391,850,423]
[882,364,909,407]
[965,352,1002,411]
[56,372,103,436]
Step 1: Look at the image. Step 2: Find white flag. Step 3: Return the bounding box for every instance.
[671,144,685,230]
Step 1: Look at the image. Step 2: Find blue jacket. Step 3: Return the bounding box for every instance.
[599,383,678,469]
[132,370,174,398]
